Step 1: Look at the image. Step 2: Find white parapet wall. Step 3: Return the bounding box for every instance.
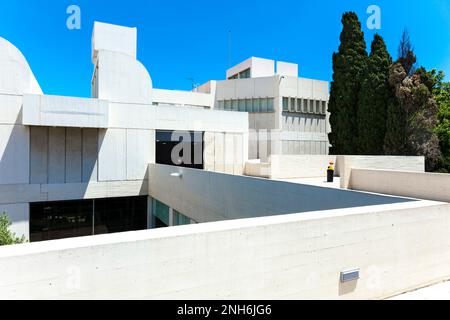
[245,155,425,182]
[270,155,337,179]
[337,155,425,189]
[244,155,426,185]
[0,200,449,299]
[22,94,109,129]
[244,155,337,179]
[349,169,450,203]
[149,164,416,223]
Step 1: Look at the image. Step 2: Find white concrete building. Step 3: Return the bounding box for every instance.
[1,21,450,301]
[0,22,249,241]
[196,57,330,161]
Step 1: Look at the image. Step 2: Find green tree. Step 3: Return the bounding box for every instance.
[357,34,392,154]
[397,29,417,76]
[385,61,442,171]
[0,213,26,246]
[329,12,368,155]
[384,92,408,155]
[431,73,450,172]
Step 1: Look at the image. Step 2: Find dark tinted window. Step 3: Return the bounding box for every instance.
[30,196,148,242]
[30,200,93,242]
[94,197,147,235]
[156,130,204,170]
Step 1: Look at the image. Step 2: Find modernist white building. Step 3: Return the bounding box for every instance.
[197,57,331,161]
[0,21,332,242]
[1,21,450,301]
[0,22,250,241]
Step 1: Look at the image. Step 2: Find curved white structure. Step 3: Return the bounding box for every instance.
[91,22,153,105]
[0,38,42,95]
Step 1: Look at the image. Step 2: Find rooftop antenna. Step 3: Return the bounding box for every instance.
[228,30,232,67]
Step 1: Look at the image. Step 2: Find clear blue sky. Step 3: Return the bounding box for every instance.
[0,0,449,97]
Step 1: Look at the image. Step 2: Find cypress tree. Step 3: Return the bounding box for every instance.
[384,95,407,155]
[357,34,392,155]
[329,12,367,155]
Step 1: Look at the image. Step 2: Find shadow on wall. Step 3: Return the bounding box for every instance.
[339,278,358,296]
[148,164,418,224]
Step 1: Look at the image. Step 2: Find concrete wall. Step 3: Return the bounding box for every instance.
[28,127,100,184]
[22,94,109,129]
[244,160,271,179]
[276,61,298,77]
[92,22,137,62]
[337,156,425,189]
[226,57,275,79]
[269,155,337,179]
[350,169,450,203]
[153,89,212,108]
[148,164,414,224]
[1,200,449,299]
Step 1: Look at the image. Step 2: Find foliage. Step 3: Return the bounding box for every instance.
[430,73,450,172]
[386,62,442,171]
[357,34,392,154]
[0,213,26,246]
[397,29,417,76]
[329,12,368,155]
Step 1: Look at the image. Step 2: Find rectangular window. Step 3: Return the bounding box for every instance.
[154,200,170,228]
[239,68,251,79]
[253,98,261,113]
[245,99,252,112]
[282,97,289,112]
[309,99,314,113]
[173,210,191,226]
[260,98,268,112]
[316,100,320,114]
[267,98,274,112]
[302,99,308,113]
[156,130,204,170]
[296,99,302,112]
[30,196,148,242]
[224,100,231,110]
[322,101,327,114]
[231,100,239,111]
[94,197,147,235]
[290,98,296,112]
[217,101,224,110]
[238,99,246,112]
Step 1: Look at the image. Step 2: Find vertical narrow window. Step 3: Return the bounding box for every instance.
[302,99,308,113]
[260,98,268,112]
[267,98,274,112]
[217,101,224,110]
[316,100,320,114]
[232,100,239,111]
[282,97,289,112]
[238,99,246,112]
[322,101,327,114]
[245,99,252,112]
[290,98,296,112]
[253,98,261,113]
[154,200,170,228]
[224,100,231,110]
[309,99,314,113]
[296,99,302,112]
